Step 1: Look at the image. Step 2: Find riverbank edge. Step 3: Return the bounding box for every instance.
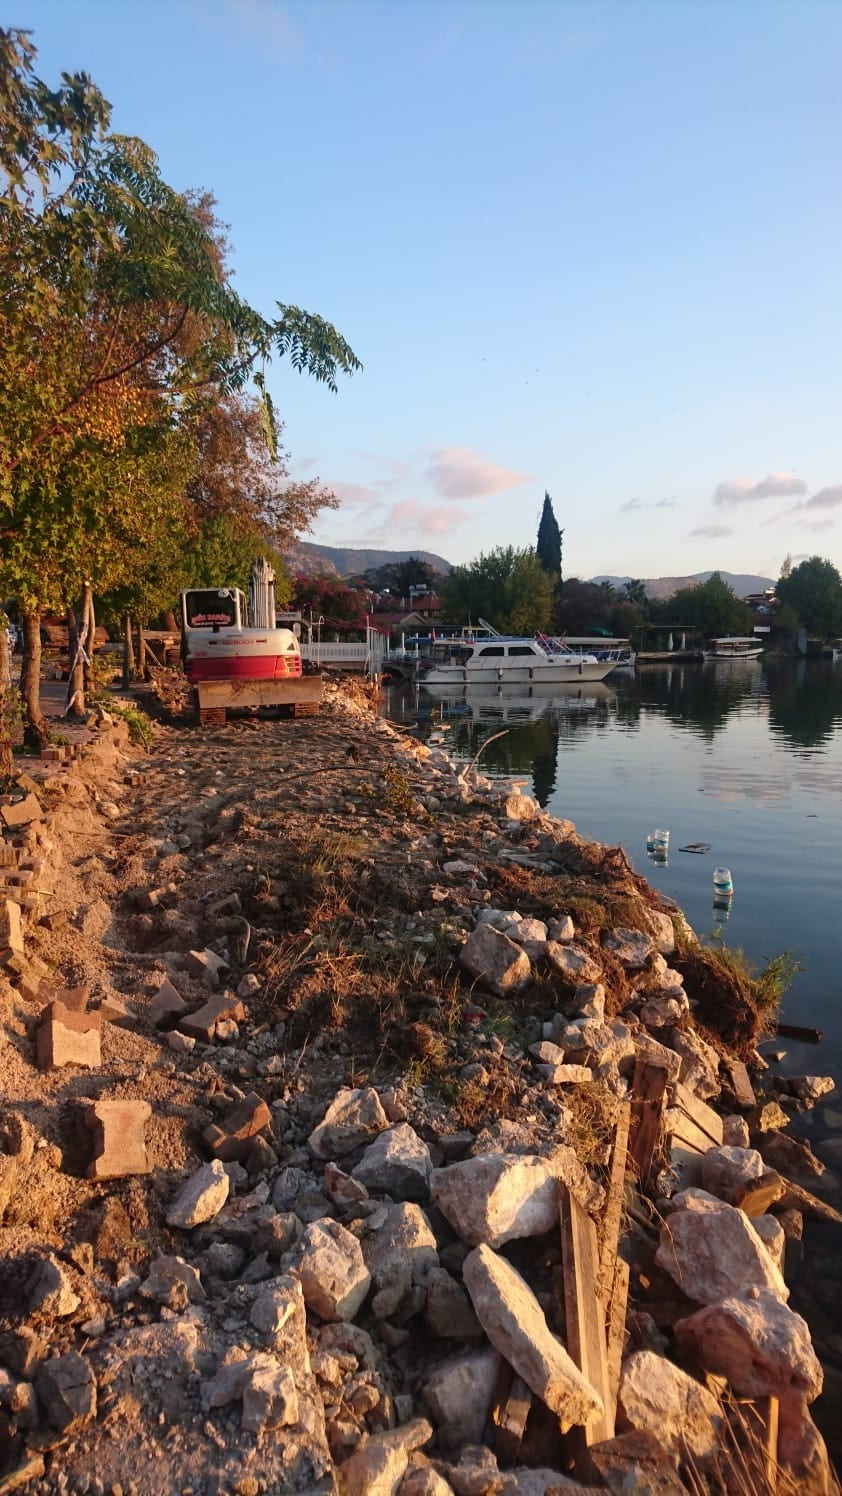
[0,680,837,1494]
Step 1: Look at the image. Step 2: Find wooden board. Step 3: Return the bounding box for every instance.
[490,1361,532,1467]
[628,1059,669,1187]
[597,1102,630,1311]
[671,1082,724,1147]
[559,1180,614,1447]
[723,1057,757,1111]
[604,1256,630,1412]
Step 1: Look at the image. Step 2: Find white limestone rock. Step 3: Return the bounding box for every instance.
[422,1348,501,1442]
[459,924,532,997]
[675,1289,823,1402]
[351,1122,432,1200]
[545,942,602,984]
[431,1151,571,1247]
[166,1159,230,1229]
[293,1219,371,1322]
[700,1145,765,1204]
[308,1086,389,1159]
[618,1350,722,1462]
[362,1201,439,1286]
[463,1244,602,1429]
[656,1197,789,1305]
[602,927,654,970]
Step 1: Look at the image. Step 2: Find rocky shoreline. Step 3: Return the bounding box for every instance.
[0,678,839,1494]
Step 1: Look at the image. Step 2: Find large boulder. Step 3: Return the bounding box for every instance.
[617,1350,722,1462]
[463,1244,602,1430]
[362,1202,439,1287]
[459,924,532,997]
[675,1289,823,1402]
[432,1151,581,1247]
[655,1197,788,1305]
[699,1145,765,1204]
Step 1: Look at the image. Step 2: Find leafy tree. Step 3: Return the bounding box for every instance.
[536,492,563,580]
[776,556,842,639]
[0,29,359,760]
[556,578,616,634]
[292,575,368,631]
[439,547,554,635]
[651,572,752,637]
[624,578,648,609]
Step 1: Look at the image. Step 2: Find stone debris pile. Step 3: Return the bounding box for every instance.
[0,692,838,1494]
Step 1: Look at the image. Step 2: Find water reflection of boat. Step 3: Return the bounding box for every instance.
[420,678,617,721]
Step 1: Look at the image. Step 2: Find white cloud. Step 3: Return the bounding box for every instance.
[804,485,842,510]
[714,473,807,506]
[688,524,733,539]
[621,495,677,512]
[425,447,531,500]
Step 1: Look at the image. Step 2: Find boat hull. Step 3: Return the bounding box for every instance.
[421,658,616,685]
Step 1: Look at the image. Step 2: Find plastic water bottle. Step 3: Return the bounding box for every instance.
[652,828,670,853]
[713,867,733,895]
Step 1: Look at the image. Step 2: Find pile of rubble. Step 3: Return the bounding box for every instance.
[0,691,839,1494]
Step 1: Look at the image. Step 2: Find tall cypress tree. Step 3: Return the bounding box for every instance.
[536,491,563,580]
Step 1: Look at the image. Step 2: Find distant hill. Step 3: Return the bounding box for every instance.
[285,542,452,579]
[591,571,775,601]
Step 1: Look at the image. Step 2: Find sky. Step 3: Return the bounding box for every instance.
[16,0,842,580]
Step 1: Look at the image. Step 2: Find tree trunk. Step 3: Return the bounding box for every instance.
[66,604,86,719]
[81,582,95,699]
[122,611,135,690]
[138,622,147,680]
[20,610,48,750]
[0,627,12,783]
[163,609,178,633]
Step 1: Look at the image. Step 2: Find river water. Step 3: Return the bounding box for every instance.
[385,654,842,1443]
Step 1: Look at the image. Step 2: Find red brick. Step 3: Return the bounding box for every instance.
[149,979,187,1028]
[36,1002,101,1070]
[85,1099,151,1179]
[180,993,246,1044]
[0,794,43,829]
[203,1093,272,1162]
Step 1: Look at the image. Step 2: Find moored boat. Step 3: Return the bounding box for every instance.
[418,628,616,685]
[704,636,764,660]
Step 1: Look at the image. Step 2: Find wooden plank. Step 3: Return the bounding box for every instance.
[604,1256,630,1412]
[671,1083,724,1147]
[776,1176,842,1225]
[559,1180,614,1447]
[775,1021,822,1043]
[597,1102,630,1311]
[490,1362,532,1467]
[628,1059,669,1187]
[733,1170,785,1218]
[723,1057,757,1111]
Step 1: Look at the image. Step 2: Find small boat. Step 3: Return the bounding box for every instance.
[704,636,764,660]
[180,586,302,683]
[418,627,617,686]
[558,637,636,670]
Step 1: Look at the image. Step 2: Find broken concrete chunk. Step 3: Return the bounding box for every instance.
[602,927,654,969]
[203,1092,271,1162]
[308,1086,389,1160]
[85,1098,151,1179]
[166,1158,230,1229]
[0,898,25,957]
[36,1001,101,1070]
[241,1359,298,1433]
[338,1418,433,1496]
[362,1202,439,1287]
[139,1254,205,1309]
[422,1348,501,1443]
[545,941,602,984]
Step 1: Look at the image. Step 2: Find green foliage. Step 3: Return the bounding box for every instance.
[776,556,842,639]
[107,699,152,748]
[652,572,752,637]
[536,491,563,579]
[440,546,554,635]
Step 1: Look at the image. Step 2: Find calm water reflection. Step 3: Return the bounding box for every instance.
[384,658,842,1077]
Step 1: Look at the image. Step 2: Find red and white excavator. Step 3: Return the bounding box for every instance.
[180,560,322,724]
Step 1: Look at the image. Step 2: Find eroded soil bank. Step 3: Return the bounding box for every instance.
[0,680,839,1495]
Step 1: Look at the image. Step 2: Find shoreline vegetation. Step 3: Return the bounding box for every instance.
[0,674,838,1494]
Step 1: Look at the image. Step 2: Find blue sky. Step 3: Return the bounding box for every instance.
[18,0,842,580]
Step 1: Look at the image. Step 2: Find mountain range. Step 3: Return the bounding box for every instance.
[286,545,775,600]
[591,571,775,600]
[284,542,452,578]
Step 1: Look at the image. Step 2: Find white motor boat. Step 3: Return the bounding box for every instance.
[419,630,617,686]
[704,636,764,660]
